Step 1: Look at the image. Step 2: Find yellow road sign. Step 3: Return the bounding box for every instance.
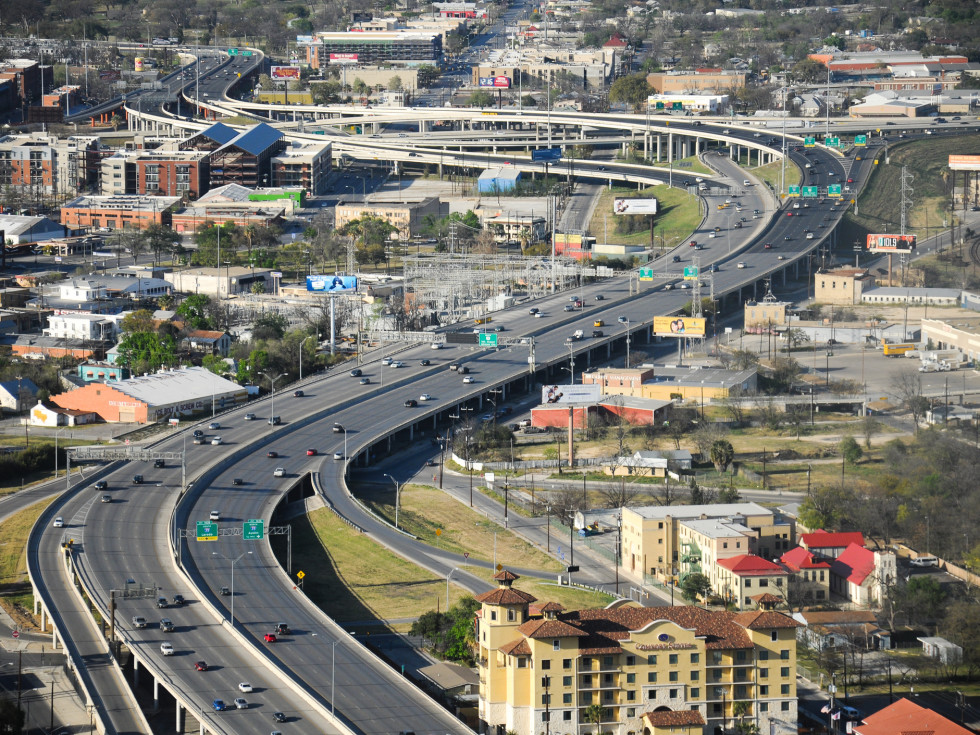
[296,571,305,579]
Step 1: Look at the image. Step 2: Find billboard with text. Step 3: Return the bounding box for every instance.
[478,76,511,88]
[329,53,359,64]
[866,234,916,253]
[613,198,658,215]
[541,384,601,404]
[948,155,980,171]
[271,65,301,80]
[653,316,706,337]
[307,275,358,293]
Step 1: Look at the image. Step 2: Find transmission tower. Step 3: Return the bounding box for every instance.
[899,166,914,236]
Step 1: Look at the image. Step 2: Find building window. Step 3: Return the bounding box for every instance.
[563,676,572,687]
[736,651,746,662]
[626,655,635,666]
[627,690,635,701]
[771,631,778,642]
[669,671,678,682]
[759,579,768,587]
[517,658,527,668]
[603,656,613,667]
[627,708,635,718]
[563,712,572,721]
[669,689,678,699]
[563,693,572,704]
[690,653,699,664]
[745,580,752,588]
[780,650,790,660]
[759,668,768,678]
[781,684,790,695]
[553,640,560,651]
[669,654,678,665]
[647,655,657,666]
[490,611,496,621]
[647,672,657,683]
[542,660,551,670]
[507,609,515,621]
[781,667,790,678]
[582,657,591,668]
[760,685,769,696]
[563,659,572,669]
[735,685,746,699]
[760,702,769,712]
[626,673,635,684]
[781,702,791,712]
[690,687,700,699]
[541,708,549,720]
[759,650,769,661]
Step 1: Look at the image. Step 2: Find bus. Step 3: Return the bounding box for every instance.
[882,342,916,357]
[474,316,492,325]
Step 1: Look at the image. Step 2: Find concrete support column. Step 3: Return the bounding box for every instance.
[133,657,139,687]
[668,133,674,164]
[52,626,57,649]
[408,425,414,441]
[40,605,46,631]
[153,678,160,710]
[656,134,662,162]
[174,701,183,733]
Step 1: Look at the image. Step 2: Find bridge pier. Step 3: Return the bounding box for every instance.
[656,134,661,162]
[153,677,160,710]
[133,656,140,687]
[174,700,183,733]
[52,624,58,650]
[40,602,46,630]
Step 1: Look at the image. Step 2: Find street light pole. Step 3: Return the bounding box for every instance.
[625,318,631,369]
[312,633,339,714]
[54,427,67,480]
[261,371,284,422]
[213,550,252,628]
[383,474,401,529]
[564,340,575,386]
[447,567,459,610]
[299,335,315,380]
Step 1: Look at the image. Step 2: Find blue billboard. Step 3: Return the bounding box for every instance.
[306,275,358,293]
[532,147,562,162]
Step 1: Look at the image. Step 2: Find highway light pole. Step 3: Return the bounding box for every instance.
[299,334,315,380]
[213,550,252,628]
[261,371,284,423]
[311,633,338,714]
[447,567,459,610]
[564,340,575,385]
[625,318,632,369]
[383,473,402,529]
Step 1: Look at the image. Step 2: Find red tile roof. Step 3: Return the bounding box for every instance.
[801,530,866,549]
[716,554,786,576]
[499,639,532,656]
[781,546,832,571]
[831,542,876,585]
[568,606,759,650]
[732,610,802,630]
[540,601,565,613]
[517,618,584,639]
[854,697,973,735]
[494,570,520,582]
[642,710,705,726]
[750,593,784,604]
[475,587,537,605]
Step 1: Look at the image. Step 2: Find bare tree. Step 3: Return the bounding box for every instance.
[895,369,930,432]
[755,395,783,431]
[692,420,728,462]
[860,415,880,449]
[721,386,751,427]
[548,486,583,526]
[600,477,640,509]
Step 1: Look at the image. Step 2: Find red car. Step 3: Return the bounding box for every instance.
[267,451,278,458]
[689,240,697,247]
[763,243,773,249]
[786,212,793,217]
[264,634,277,643]
[306,449,317,456]
[195,661,208,671]
[847,178,854,183]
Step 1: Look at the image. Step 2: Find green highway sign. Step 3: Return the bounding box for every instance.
[228,48,240,56]
[196,521,218,542]
[243,50,253,56]
[683,266,699,280]
[478,333,498,348]
[243,519,264,541]
[802,186,819,197]
[828,184,843,197]
[854,134,867,146]
[803,137,816,148]
[788,185,801,197]
[824,137,841,148]
[639,268,654,281]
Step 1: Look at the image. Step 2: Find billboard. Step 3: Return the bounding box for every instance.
[866,234,916,253]
[329,53,359,64]
[532,147,562,162]
[653,316,706,337]
[478,76,511,88]
[306,275,358,292]
[948,155,980,171]
[271,65,301,80]
[541,384,601,405]
[613,198,658,215]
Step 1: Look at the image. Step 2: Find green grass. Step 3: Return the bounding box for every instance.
[589,183,701,248]
[0,498,53,627]
[751,159,801,192]
[649,154,713,175]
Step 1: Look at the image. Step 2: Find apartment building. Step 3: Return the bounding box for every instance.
[334,197,442,240]
[101,149,210,198]
[477,571,800,735]
[271,141,332,195]
[60,194,181,231]
[0,133,102,197]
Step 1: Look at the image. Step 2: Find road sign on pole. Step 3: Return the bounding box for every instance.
[196,521,218,541]
[296,571,305,579]
[788,185,801,197]
[824,136,840,148]
[683,266,699,280]
[802,186,819,197]
[243,519,264,540]
[803,137,816,148]
[478,333,499,348]
[639,268,654,281]
[228,48,240,56]
[854,135,867,146]
[828,184,843,197]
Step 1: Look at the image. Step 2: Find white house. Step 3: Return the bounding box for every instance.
[43,313,118,342]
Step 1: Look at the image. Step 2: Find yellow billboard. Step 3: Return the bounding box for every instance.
[653,317,706,337]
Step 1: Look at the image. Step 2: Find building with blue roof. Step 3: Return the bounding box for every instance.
[208,123,286,189]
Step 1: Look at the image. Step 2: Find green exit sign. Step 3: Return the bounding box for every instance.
[227,48,240,56]
[788,185,801,197]
[243,519,264,541]
[196,521,218,541]
[802,186,819,197]
[828,184,843,197]
[824,137,841,148]
[683,266,699,280]
[854,134,867,146]
[639,268,654,281]
[242,50,253,56]
[803,137,816,148]
[478,333,498,348]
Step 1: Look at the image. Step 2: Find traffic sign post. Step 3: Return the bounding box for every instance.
[243,519,264,540]
[788,185,801,197]
[639,267,654,281]
[828,184,843,197]
[824,137,840,148]
[683,266,699,280]
[802,186,819,198]
[854,135,867,147]
[478,333,498,348]
[227,48,240,56]
[803,137,816,148]
[196,521,218,541]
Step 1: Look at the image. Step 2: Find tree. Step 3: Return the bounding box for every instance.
[252,312,288,341]
[600,478,640,509]
[608,73,652,111]
[680,572,712,602]
[709,440,735,473]
[116,309,177,372]
[468,90,495,107]
[144,223,178,266]
[176,294,213,330]
[388,75,403,91]
[768,356,803,394]
[790,57,828,84]
[839,435,863,465]
[582,704,604,733]
[895,369,930,432]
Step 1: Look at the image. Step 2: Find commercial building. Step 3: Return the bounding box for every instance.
[0,377,39,412]
[647,94,728,113]
[853,698,974,735]
[334,197,443,241]
[0,133,102,197]
[480,212,547,246]
[271,141,332,194]
[0,214,65,244]
[477,570,800,735]
[60,194,181,231]
[43,313,117,343]
[620,503,796,588]
[921,316,980,362]
[582,365,758,402]
[170,203,286,234]
[50,365,247,423]
[646,70,746,94]
[813,268,876,305]
[478,168,522,194]
[166,266,274,297]
[100,149,210,198]
[205,124,287,190]
[301,31,443,70]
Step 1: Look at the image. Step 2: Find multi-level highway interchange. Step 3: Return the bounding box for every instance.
[4,25,978,735]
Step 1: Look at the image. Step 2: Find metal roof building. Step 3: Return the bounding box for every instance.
[50,365,247,423]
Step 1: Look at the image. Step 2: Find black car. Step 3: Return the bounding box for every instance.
[232,478,244,486]
[133,475,144,485]
[349,368,362,377]
[273,712,287,723]
[592,330,604,338]
[193,429,204,438]
[293,390,304,397]
[419,359,431,366]
[594,294,604,301]
[672,255,681,263]
[94,480,108,490]
[404,399,418,408]
[153,459,165,468]
[172,594,185,606]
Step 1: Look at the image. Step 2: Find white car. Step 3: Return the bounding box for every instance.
[234,698,248,710]
[238,682,252,693]
[333,451,344,460]
[419,393,432,401]
[708,232,716,238]
[211,436,223,445]
[209,422,220,430]
[463,376,475,384]
[53,517,64,528]
[160,643,174,656]
[209,510,220,521]
[737,262,747,269]
[534,312,544,318]
[390,360,405,368]
[381,356,393,365]
[430,342,443,350]
[274,467,286,477]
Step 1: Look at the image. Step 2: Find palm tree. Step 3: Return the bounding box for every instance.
[583,703,604,734]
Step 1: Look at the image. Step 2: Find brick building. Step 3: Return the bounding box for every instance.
[61,194,181,230]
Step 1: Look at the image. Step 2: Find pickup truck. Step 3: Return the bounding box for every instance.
[570,330,584,341]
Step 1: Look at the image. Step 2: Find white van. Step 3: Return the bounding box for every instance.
[743,179,751,186]
[909,555,938,568]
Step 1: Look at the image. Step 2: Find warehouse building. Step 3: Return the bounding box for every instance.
[50,365,247,423]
